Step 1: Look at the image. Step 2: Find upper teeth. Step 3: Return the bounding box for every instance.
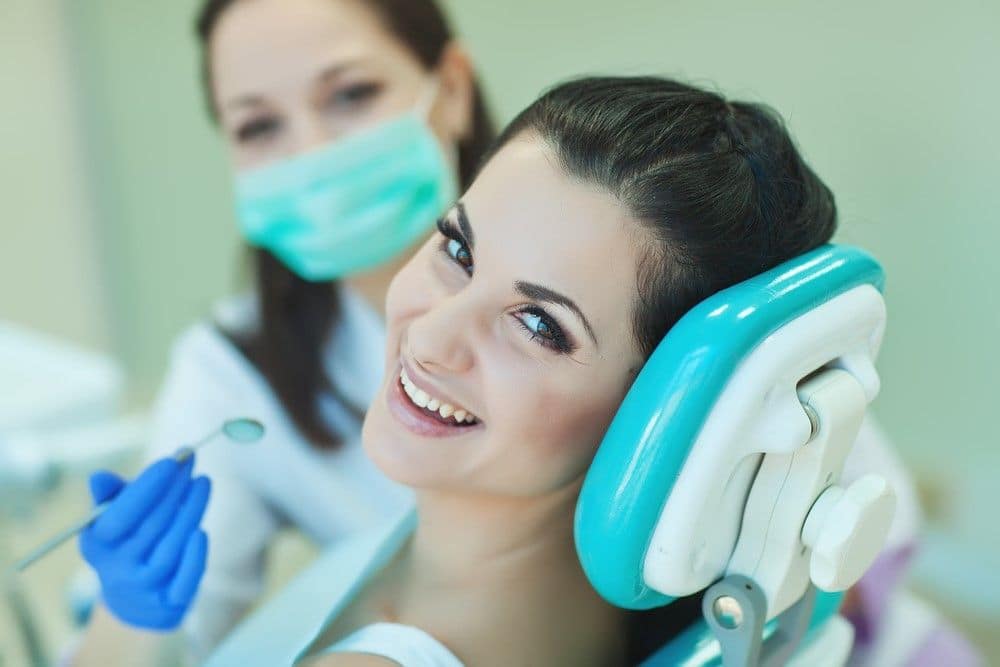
[400,369,478,424]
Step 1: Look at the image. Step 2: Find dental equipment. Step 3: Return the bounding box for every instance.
[7,418,264,574]
[577,245,894,666]
[200,246,899,667]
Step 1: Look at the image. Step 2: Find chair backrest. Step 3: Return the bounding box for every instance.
[575,245,885,611]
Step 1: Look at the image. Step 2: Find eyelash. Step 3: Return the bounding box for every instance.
[328,81,382,110]
[435,217,574,355]
[436,217,473,275]
[513,307,573,353]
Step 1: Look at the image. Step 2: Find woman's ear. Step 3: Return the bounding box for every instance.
[431,41,476,144]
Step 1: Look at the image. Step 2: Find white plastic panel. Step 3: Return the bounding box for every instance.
[642,285,886,597]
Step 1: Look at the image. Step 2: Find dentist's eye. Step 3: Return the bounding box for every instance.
[235,116,281,143]
[514,306,573,354]
[328,81,382,110]
[437,218,473,275]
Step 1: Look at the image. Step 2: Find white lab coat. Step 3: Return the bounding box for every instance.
[145,288,413,659]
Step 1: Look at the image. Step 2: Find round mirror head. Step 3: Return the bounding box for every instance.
[222,418,266,443]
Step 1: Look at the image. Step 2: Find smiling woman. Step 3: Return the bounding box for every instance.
[364,137,650,499]
[204,75,854,667]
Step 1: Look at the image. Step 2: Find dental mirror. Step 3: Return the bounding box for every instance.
[8,417,265,574]
[222,418,266,444]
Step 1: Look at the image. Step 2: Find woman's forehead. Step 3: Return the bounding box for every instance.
[461,137,644,349]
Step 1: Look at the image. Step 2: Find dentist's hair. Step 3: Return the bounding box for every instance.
[194,0,495,448]
[492,76,837,361]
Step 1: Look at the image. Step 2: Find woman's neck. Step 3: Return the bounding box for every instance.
[391,484,625,665]
[411,485,580,583]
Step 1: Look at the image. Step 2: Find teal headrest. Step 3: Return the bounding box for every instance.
[574,244,884,610]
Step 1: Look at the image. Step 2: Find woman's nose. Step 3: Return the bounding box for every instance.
[405,298,475,375]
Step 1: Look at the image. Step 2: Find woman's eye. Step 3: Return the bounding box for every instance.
[514,308,571,354]
[328,82,382,110]
[235,116,281,143]
[445,238,473,275]
[436,215,473,275]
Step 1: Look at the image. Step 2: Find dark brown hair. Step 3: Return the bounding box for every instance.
[195,0,495,448]
[492,76,837,364]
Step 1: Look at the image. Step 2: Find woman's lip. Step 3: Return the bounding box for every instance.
[386,369,484,439]
[399,357,479,421]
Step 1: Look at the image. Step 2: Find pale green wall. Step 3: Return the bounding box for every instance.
[440,0,1000,476]
[65,0,999,477]
[0,0,109,349]
[66,0,241,391]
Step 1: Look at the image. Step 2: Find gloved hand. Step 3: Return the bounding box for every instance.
[79,455,212,631]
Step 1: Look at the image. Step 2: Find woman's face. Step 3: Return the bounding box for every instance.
[210,0,472,171]
[363,134,649,497]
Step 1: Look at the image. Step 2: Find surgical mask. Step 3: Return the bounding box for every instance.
[234,82,458,281]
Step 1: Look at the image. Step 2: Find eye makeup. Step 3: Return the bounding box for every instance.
[512,306,574,354]
[437,216,473,275]
[434,215,577,355]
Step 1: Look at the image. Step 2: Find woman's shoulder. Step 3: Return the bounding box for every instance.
[168,289,382,402]
[146,296,275,459]
[165,295,261,386]
[325,286,387,407]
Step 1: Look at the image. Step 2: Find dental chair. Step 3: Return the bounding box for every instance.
[577,244,894,666]
[206,245,894,667]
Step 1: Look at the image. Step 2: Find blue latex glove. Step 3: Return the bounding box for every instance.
[79,455,212,631]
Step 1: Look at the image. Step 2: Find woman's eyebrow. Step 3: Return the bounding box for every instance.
[514,281,598,346]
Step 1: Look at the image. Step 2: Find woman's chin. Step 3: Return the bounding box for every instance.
[362,400,461,489]
[361,371,488,488]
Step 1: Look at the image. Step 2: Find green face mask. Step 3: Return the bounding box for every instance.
[234,86,457,281]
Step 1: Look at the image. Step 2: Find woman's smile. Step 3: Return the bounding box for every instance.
[386,359,485,438]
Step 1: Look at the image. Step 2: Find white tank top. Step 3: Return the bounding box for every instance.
[206,512,463,666]
[322,622,463,666]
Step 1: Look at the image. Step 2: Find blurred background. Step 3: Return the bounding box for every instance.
[1,0,997,663]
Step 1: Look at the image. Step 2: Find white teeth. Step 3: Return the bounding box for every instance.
[399,369,478,425]
[413,389,430,408]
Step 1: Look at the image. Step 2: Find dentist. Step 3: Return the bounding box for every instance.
[74,0,494,661]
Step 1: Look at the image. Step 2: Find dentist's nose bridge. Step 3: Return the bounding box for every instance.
[285,102,338,155]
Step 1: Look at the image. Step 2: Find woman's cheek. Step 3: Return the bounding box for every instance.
[505,383,614,485]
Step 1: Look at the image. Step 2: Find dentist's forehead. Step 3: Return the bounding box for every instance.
[211,0,395,103]
[461,136,642,340]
